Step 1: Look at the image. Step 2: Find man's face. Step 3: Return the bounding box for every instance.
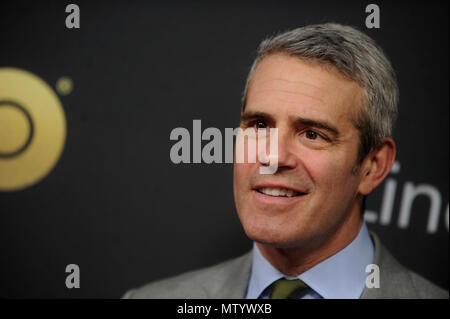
[233,53,366,249]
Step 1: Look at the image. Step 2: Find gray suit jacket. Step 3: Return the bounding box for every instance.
[123,232,448,299]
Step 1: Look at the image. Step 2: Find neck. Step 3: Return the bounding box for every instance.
[256,210,363,277]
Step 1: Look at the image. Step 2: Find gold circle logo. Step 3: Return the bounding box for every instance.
[0,68,67,191]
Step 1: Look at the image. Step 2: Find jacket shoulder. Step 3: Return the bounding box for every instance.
[362,232,448,299]
[123,252,252,299]
[408,270,449,299]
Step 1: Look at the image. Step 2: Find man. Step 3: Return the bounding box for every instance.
[124,23,448,299]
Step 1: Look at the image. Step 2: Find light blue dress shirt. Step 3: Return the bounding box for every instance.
[245,222,374,299]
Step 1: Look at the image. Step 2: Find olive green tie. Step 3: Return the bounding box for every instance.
[270,278,310,299]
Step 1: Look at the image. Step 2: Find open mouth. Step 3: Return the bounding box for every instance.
[255,187,304,198]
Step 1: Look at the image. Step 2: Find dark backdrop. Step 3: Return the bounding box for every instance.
[0,0,448,298]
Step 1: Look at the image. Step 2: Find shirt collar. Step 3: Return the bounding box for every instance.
[246,222,374,299]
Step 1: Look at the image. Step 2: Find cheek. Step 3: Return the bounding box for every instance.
[233,162,254,195]
[300,149,356,193]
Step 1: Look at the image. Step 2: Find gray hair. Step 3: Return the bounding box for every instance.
[242,23,399,163]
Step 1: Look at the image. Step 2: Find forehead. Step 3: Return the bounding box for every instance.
[246,54,364,124]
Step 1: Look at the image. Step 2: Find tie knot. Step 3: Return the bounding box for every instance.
[270,278,309,299]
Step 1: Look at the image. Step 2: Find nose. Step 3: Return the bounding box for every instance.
[258,127,297,171]
[276,131,297,170]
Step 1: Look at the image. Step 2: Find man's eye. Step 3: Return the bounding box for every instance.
[305,130,319,140]
[254,120,267,129]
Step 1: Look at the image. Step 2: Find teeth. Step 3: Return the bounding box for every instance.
[259,187,299,197]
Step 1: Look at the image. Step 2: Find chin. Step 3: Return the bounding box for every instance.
[252,235,305,249]
[242,219,293,247]
[242,215,320,249]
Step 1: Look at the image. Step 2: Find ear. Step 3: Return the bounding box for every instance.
[357,137,396,195]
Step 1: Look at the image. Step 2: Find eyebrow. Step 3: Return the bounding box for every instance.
[240,111,340,136]
[293,117,340,137]
[240,111,273,123]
